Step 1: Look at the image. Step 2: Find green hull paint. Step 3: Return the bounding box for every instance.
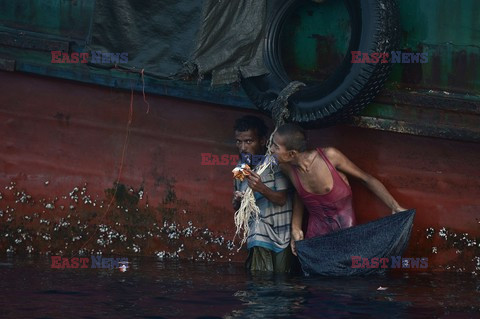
[0,0,479,141]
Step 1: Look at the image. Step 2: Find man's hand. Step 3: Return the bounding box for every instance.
[290,228,304,256]
[245,170,267,193]
[232,191,244,210]
[392,206,407,214]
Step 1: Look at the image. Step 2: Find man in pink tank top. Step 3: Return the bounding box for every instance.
[271,124,406,256]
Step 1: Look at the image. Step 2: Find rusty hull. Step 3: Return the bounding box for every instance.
[0,71,479,272]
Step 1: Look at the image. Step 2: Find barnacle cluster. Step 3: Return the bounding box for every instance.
[425,226,480,275]
[0,180,238,262]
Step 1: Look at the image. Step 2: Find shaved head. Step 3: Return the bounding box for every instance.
[275,124,307,152]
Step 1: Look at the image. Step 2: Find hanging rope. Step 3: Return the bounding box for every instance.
[76,70,151,256]
[234,81,305,249]
[141,69,151,114]
[77,83,134,254]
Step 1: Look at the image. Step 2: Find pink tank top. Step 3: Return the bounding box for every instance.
[292,148,356,238]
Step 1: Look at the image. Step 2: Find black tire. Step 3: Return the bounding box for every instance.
[241,0,400,124]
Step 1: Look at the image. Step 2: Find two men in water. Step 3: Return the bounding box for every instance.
[232,116,405,270]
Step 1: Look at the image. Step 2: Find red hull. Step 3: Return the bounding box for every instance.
[1,71,479,272]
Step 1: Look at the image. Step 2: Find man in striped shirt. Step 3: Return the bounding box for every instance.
[232,116,293,273]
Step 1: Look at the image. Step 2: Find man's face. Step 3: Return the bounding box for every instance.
[272,133,293,163]
[235,129,265,157]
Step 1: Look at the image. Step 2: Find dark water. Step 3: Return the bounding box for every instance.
[0,257,479,319]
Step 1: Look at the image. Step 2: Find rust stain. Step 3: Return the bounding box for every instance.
[53,112,70,126]
[400,47,424,87]
[430,53,443,89]
[448,50,469,90]
[448,50,479,92]
[0,180,241,262]
[312,34,344,83]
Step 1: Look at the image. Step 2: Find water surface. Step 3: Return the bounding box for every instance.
[0,256,478,318]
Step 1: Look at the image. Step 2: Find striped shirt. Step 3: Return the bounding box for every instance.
[234,163,292,253]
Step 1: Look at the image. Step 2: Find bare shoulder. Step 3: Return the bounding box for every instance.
[322,147,341,158]
[322,147,346,166]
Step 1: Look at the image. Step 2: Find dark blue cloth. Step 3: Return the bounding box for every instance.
[296,209,416,276]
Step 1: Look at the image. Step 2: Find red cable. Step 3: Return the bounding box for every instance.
[77,85,134,255]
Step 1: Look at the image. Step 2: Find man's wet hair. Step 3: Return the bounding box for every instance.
[234,115,268,139]
[276,123,307,152]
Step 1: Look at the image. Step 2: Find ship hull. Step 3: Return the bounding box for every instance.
[1,71,479,271]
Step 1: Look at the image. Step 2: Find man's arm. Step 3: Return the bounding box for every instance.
[290,192,304,256]
[245,170,287,206]
[279,164,304,255]
[325,147,406,214]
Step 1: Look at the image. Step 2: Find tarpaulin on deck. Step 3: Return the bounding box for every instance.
[89,0,268,85]
[187,0,268,85]
[296,209,416,276]
[89,0,202,78]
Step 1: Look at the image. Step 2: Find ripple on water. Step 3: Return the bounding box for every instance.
[0,256,478,318]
